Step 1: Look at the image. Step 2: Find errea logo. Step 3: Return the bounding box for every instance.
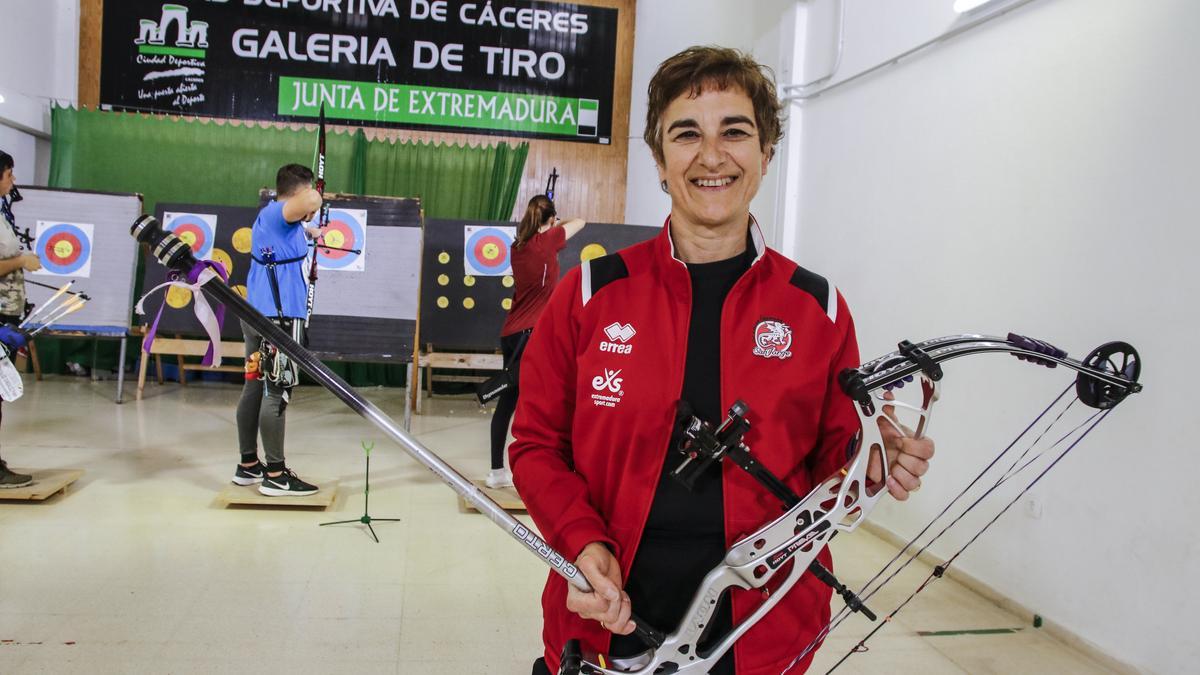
[600,322,636,354]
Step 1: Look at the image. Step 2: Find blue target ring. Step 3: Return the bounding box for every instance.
[165,213,215,259]
[465,227,513,274]
[316,209,365,270]
[38,223,92,275]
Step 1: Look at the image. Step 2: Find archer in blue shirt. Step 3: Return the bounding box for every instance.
[236,163,323,497]
[247,172,323,319]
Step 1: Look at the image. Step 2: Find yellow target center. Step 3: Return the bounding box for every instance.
[581,243,607,262]
[232,228,253,254]
[211,249,233,275]
[166,286,193,309]
[53,240,75,258]
[324,230,346,248]
[482,242,500,260]
[179,231,197,247]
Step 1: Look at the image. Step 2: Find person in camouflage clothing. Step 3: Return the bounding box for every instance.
[0,150,42,488]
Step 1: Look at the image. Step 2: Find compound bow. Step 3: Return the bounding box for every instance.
[559,333,1141,675]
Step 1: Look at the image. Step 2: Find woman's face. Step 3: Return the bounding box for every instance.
[0,167,14,197]
[657,86,768,232]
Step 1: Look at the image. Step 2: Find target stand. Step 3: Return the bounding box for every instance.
[135,330,246,400]
[319,442,400,543]
[0,469,84,502]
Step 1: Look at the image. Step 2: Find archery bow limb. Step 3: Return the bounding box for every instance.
[785,335,1142,674]
[304,103,330,337]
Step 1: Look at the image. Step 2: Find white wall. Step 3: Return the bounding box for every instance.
[0,0,79,184]
[624,0,798,240]
[784,0,1197,672]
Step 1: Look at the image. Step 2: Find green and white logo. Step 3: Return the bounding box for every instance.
[135,3,209,58]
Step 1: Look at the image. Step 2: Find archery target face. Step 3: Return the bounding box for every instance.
[210,248,233,276]
[581,243,607,262]
[463,226,515,276]
[232,227,253,254]
[166,286,192,309]
[33,221,94,277]
[316,208,367,271]
[163,212,217,260]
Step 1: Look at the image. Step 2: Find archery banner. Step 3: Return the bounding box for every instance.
[99,0,619,144]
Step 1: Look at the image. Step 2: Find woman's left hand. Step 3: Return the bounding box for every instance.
[867,393,936,501]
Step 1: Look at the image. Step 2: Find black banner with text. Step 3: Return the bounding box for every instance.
[100,0,618,143]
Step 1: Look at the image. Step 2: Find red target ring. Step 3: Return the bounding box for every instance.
[473,235,508,269]
[317,219,357,261]
[172,222,208,255]
[45,232,83,266]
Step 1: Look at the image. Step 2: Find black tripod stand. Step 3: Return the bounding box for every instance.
[319,442,400,543]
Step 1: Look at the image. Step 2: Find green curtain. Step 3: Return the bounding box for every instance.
[361,137,528,220]
[42,106,528,384]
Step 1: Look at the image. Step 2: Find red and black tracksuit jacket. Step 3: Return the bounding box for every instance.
[511,218,862,674]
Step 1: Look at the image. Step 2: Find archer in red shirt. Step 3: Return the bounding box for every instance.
[488,195,586,489]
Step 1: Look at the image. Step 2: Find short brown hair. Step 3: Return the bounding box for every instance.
[276,163,314,196]
[644,46,784,166]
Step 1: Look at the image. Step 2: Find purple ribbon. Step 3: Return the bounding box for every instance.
[141,260,229,367]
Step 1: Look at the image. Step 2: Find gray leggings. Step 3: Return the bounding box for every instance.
[236,320,291,465]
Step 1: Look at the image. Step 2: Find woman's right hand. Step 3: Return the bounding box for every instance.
[567,542,636,634]
[21,254,41,272]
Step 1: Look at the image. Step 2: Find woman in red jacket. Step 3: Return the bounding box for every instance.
[512,47,936,674]
[487,195,586,489]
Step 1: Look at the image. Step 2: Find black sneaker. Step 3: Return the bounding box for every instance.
[0,461,33,489]
[259,468,319,497]
[232,462,265,486]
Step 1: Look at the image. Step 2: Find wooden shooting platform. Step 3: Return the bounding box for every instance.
[0,469,84,502]
[458,479,526,513]
[215,479,339,509]
[137,333,245,400]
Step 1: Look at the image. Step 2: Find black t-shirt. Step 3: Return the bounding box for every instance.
[610,245,753,673]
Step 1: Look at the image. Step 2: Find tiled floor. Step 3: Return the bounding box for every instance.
[0,378,1120,674]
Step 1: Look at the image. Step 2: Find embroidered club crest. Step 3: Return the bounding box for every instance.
[753,319,793,360]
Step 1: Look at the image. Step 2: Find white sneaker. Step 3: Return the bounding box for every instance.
[486,468,513,489]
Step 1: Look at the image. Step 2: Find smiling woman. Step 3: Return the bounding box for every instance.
[645,46,785,263]
[512,46,936,675]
